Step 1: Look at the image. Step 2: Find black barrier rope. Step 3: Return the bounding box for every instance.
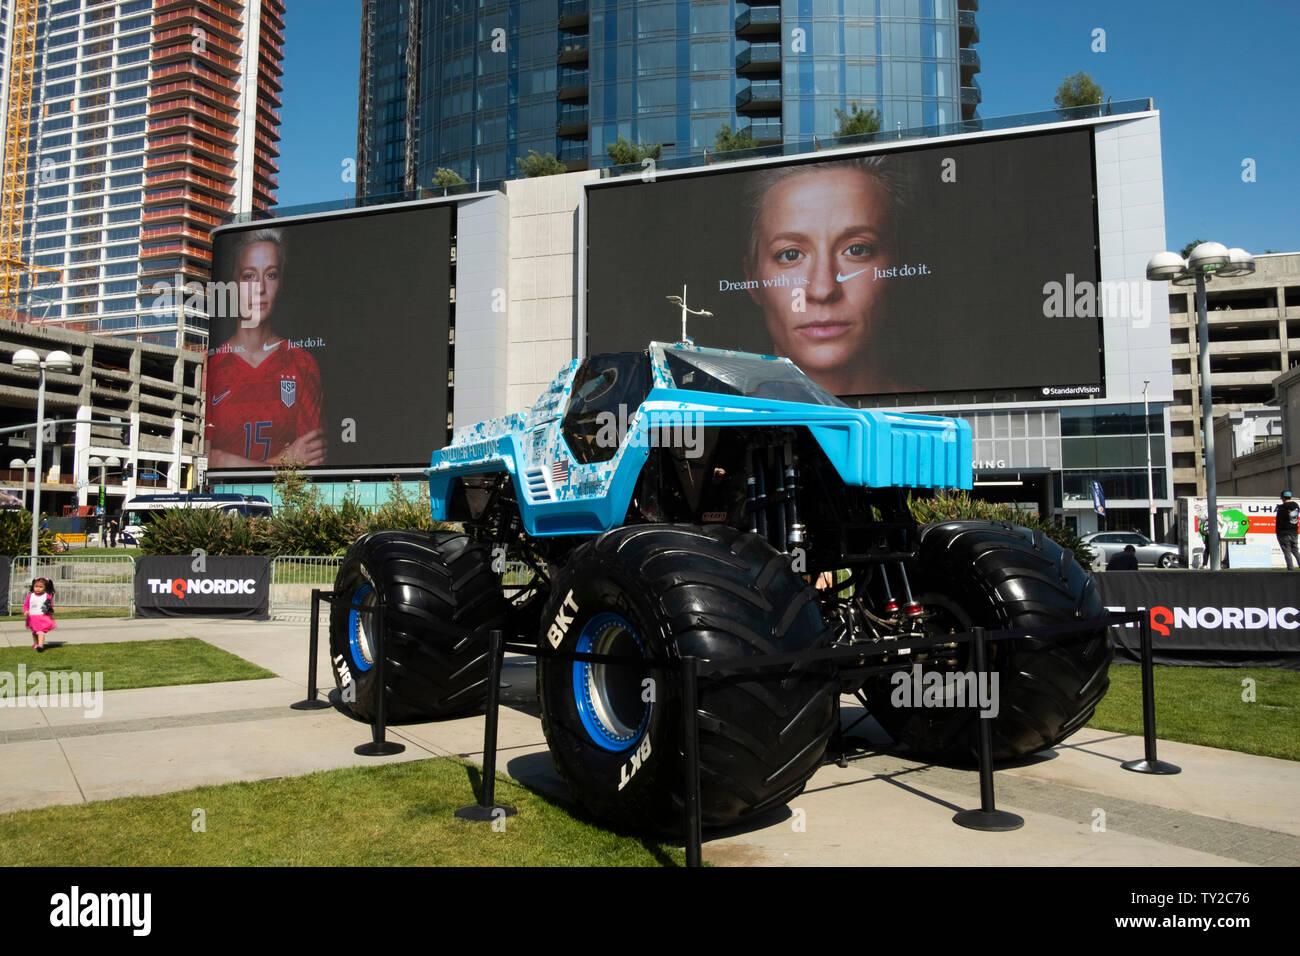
[290,588,333,711]
[298,589,404,755]
[1121,610,1181,775]
[952,627,1025,832]
[456,630,519,822]
[300,594,1160,865]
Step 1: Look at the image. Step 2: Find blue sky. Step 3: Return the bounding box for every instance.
[277,0,1300,253]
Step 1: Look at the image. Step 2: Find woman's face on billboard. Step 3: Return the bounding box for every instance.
[236,241,282,329]
[745,167,897,388]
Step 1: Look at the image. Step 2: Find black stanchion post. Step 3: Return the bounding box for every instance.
[457,629,517,822]
[291,588,332,710]
[954,626,1024,832]
[1122,611,1180,775]
[355,596,404,756]
[682,655,703,867]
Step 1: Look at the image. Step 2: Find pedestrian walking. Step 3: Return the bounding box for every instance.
[1277,490,1300,570]
[24,578,57,652]
[107,516,119,549]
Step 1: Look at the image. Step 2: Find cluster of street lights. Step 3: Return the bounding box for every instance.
[1146,242,1255,570]
[11,348,74,574]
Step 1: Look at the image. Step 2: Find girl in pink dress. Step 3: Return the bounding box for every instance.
[24,578,56,652]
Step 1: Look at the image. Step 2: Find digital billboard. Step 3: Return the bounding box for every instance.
[586,128,1104,403]
[205,203,453,473]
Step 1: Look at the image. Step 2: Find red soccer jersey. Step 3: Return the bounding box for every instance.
[208,342,323,463]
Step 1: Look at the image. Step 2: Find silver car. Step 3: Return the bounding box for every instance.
[1081,531,1180,569]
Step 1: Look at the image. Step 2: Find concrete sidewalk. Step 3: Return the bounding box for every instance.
[1,616,1296,866]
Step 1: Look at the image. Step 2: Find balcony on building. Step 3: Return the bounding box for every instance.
[958,8,979,46]
[735,5,781,38]
[558,68,589,102]
[736,42,781,75]
[959,46,980,83]
[558,33,589,65]
[557,139,589,171]
[742,118,782,145]
[737,79,781,114]
[558,0,588,29]
[557,104,589,137]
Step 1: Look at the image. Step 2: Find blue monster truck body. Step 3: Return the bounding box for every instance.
[329,341,1108,834]
[429,341,971,538]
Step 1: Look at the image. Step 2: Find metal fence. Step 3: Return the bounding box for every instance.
[269,555,344,617]
[8,555,137,611]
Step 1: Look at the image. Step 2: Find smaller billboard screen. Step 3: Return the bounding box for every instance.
[206,204,452,472]
[585,127,1104,403]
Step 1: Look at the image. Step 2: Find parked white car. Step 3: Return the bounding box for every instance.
[1081,531,1180,569]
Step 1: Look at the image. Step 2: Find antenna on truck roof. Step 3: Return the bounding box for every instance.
[665,284,712,345]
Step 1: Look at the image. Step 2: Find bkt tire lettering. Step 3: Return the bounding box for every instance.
[547,589,580,648]
[617,736,652,791]
[332,653,353,690]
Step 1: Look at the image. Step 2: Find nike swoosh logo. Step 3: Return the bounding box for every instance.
[263,341,281,352]
[212,390,231,406]
[836,268,868,283]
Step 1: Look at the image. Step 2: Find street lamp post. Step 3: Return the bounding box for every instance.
[1143,380,1155,541]
[1147,244,1255,570]
[9,458,31,511]
[13,349,74,578]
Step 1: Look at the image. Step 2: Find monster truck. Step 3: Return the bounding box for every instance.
[329,342,1110,831]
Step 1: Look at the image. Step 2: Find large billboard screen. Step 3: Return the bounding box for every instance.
[586,128,1103,403]
[205,203,452,473]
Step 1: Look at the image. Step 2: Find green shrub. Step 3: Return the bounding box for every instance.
[140,508,270,556]
[908,490,1095,567]
[139,478,449,558]
[0,511,57,556]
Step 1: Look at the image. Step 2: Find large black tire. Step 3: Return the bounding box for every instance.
[864,520,1112,762]
[536,524,838,833]
[329,530,505,722]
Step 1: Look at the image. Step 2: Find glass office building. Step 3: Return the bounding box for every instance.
[358,0,980,196]
[1,0,285,349]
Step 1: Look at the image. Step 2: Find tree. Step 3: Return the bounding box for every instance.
[1180,238,1207,259]
[432,167,466,188]
[1054,71,1103,109]
[516,150,567,177]
[713,124,756,153]
[833,103,881,138]
[605,136,662,167]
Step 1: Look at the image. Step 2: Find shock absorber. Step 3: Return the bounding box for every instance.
[878,564,899,615]
[753,447,769,540]
[784,440,805,551]
[896,562,925,620]
[770,445,788,553]
[744,447,758,535]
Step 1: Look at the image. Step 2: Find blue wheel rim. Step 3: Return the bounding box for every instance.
[347,583,376,673]
[572,612,650,752]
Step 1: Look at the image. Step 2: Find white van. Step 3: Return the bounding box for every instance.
[119,493,273,543]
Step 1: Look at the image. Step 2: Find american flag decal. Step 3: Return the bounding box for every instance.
[551,459,569,483]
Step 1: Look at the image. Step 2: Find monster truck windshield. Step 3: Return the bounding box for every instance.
[664,349,847,407]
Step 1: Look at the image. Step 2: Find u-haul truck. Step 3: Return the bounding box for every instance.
[1177,497,1286,568]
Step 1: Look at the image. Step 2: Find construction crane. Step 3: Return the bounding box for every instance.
[0,0,58,321]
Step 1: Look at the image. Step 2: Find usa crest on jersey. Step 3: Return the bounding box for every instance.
[281,377,297,408]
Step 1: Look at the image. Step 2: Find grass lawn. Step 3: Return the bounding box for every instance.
[0,759,685,866]
[3,607,129,621]
[1089,663,1300,762]
[0,638,273,691]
